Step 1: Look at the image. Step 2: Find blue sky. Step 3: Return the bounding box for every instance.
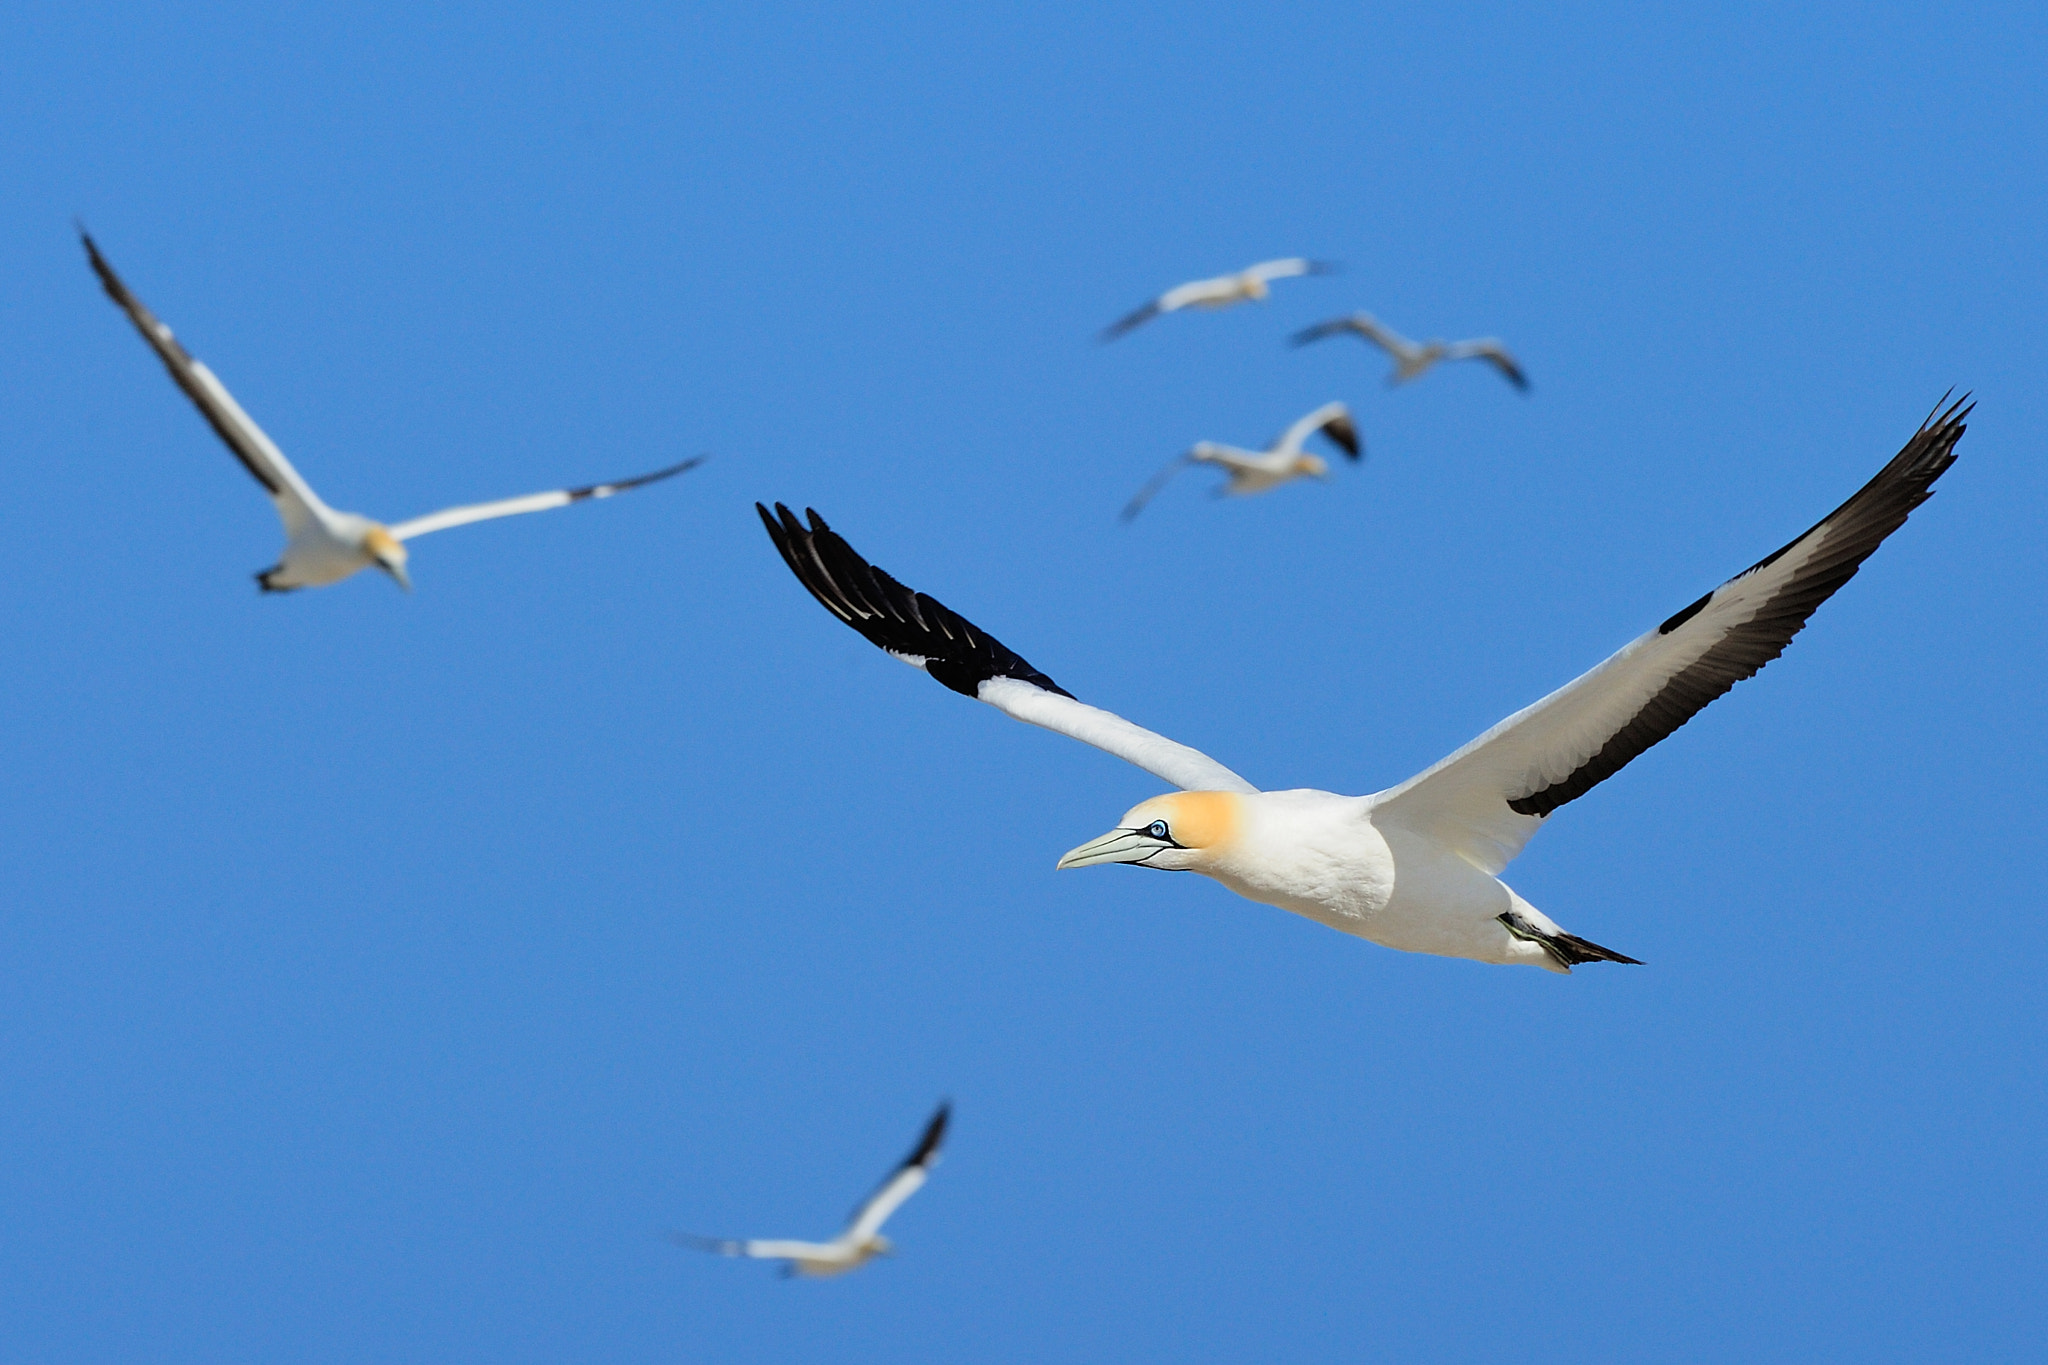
[3,1,2043,1360]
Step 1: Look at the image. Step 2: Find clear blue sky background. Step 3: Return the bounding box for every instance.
[2,2,2042,1360]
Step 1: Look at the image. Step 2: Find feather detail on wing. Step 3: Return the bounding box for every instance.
[758,504,1259,793]
[80,228,325,523]
[386,457,701,541]
[1371,395,1968,874]
[843,1103,949,1242]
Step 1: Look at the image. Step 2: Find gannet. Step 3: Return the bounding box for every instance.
[759,396,1968,972]
[1293,311,1529,391]
[82,230,699,592]
[1121,401,1361,522]
[671,1102,950,1279]
[1101,257,1337,342]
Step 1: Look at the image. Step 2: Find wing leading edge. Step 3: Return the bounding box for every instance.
[386,457,703,541]
[81,228,325,521]
[1372,395,1969,874]
[843,1101,950,1242]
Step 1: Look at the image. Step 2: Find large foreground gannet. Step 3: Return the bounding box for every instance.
[1121,401,1361,522]
[1293,311,1529,391]
[672,1102,950,1279]
[760,397,1967,971]
[82,230,699,592]
[1101,258,1336,342]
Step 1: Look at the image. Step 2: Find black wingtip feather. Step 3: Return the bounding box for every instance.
[906,1102,950,1169]
[758,503,1072,700]
[1322,413,1362,460]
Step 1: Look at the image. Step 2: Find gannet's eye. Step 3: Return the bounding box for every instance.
[1145,820,1170,840]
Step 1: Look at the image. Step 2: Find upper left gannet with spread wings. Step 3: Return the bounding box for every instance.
[672,1102,949,1279]
[82,230,700,592]
[1101,257,1337,342]
[760,396,1968,972]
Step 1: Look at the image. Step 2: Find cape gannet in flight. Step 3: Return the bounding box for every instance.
[759,396,1968,972]
[82,230,699,592]
[1121,401,1361,522]
[671,1102,950,1279]
[1101,257,1337,342]
[1293,311,1529,391]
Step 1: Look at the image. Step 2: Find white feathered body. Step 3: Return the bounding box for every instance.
[1197,789,1563,970]
[269,506,380,588]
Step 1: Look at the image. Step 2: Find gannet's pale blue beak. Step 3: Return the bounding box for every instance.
[1056,827,1171,870]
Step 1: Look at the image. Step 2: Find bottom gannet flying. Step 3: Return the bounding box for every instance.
[761,396,1968,971]
[672,1102,949,1279]
[1121,401,1360,521]
[83,230,700,592]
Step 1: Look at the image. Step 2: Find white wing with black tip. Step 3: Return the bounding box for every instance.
[1291,312,1415,360]
[1245,257,1336,283]
[1371,395,1969,875]
[1120,455,1198,523]
[1100,297,1169,341]
[842,1102,950,1243]
[385,457,703,541]
[1446,339,1530,391]
[81,228,328,530]
[1102,274,1233,340]
[668,1233,829,1261]
[758,503,1260,794]
[1273,400,1361,460]
[1103,274,1237,339]
[668,1232,747,1257]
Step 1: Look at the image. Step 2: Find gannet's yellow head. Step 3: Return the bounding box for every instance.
[1056,791,1243,873]
[866,1235,896,1256]
[1243,275,1271,300]
[362,526,412,591]
[1293,453,1330,480]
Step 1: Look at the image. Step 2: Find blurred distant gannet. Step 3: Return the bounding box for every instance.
[672,1102,949,1279]
[1101,257,1337,342]
[1121,401,1360,522]
[1293,311,1529,391]
[759,396,1967,971]
[82,230,699,592]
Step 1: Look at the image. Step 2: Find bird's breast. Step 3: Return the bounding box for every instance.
[1204,793,1393,931]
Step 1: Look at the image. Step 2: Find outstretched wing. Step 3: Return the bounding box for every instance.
[1100,298,1164,342]
[1447,339,1530,391]
[1246,257,1337,282]
[1120,454,1197,522]
[1273,401,1361,461]
[1371,396,1968,874]
[81,229,325,526]
[1290,315,1362,347]
[668,1232,749,1257]
[1291,311,1410,361]
[758,504,1258,793]
[386,457,702,541]
[844,1102,950,1243]
[669,1233,827,1261]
